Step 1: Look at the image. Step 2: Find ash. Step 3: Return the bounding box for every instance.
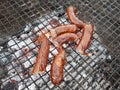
[0,8,113,90]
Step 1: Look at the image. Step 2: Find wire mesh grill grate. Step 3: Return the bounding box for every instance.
[0,0,120,90]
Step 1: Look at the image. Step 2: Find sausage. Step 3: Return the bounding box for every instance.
[53,33,79,47]
[31,34,50,74]
[50,24,78,38]
[50,46,66,85]
[77,24,94,56]
[67,6,85,28]
[76,31,82,39]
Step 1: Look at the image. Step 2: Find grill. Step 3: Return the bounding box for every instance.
[0,0,120,90]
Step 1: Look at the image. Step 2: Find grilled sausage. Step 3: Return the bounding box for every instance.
[77,24,94,56]
[31,34,50,74]
[50,24,78,38]
[67,6,85,28]
[53,33,79,47]
[50,47,66,85]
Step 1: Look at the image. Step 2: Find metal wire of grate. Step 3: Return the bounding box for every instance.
[0,0,120,90]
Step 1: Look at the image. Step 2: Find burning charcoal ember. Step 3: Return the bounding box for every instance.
[49,18,61,27]
[28,83,36,90]
[19,34,28,40]
[18,82,26,90]
[33,28,49,39]
[62,44,68,48]
[14,64,22,73]
[8,39,17,46]
[33,27,41,34]
[49,53,54,58]
[23,61,32,68]
[32,49,38,56]
[29,56,36,64]
[49,45,55,51]
[13,50,22,58]
[45,25,52,30]
[65,47,73,53]
[2,81,18,90]
[66,56,73,62]
[21,64,29,76]
[22,47,30,58]
[24,38,33,45]
[70,50,79,58]
[42,21,49,27]
[60,17,66,23]
[50,49,58,55]
[46,64,51,72]
[11,79,17,83]
[24,24,32,32]
[28,43,37,50]
[23,54,37,68]
[16,42,26,49]
[31,37,37,43]
[37,24,44,29]
[0,52,13,66]
[8,40,20,51]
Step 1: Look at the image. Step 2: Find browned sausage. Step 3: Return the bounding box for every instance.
[50,24,78,38]
[67,6,85,28]
[50,46,66,85]
[31,34,50,74]
[77,24,94,56]
[53,33,79,47]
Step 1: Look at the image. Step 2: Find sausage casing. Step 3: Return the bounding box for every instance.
[31,34,50,74]
[77,24,94,56]
[67,6,85,28]
[50,24,78,38]
[53,33,78,47]
[50,47,66,85]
